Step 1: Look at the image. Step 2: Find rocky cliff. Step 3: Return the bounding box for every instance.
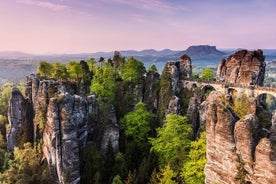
[7,75,119,183]
[217,49,266,85]
[202,91,276,184]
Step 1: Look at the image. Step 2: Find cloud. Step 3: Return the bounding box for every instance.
[16,0,70,11]
[109,0,189,12]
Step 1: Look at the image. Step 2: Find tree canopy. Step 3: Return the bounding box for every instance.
[182,132,206,184]
[90,62,116,105]
[201,68,215,81]
[120,102,155,144]
[150,114,192,170]
[121,57,146,83]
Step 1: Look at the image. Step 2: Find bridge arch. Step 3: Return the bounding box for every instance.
[255,93,276,114]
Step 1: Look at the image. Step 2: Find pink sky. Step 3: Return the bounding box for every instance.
[1,0,276,54]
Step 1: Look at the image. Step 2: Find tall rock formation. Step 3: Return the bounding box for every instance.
[7,88,33,152]
[202,91,276,184]
[159,55,192,117]
[217,49,266,86]
[7,75,120,184]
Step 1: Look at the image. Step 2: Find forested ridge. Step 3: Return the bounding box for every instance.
[0,51,209,184]
[1,50,275,184]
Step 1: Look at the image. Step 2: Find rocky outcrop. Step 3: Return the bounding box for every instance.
[144,71,160,113]
[203,91,276,184]
[217,49,266,86]
[43,93,89,184]
[165,96,181,115]
[7,75,120,184]
[164,55,192,95]
[179,55,192,80]
[203,91,239,184]
[186,97,200,137]
[7,88,33,152]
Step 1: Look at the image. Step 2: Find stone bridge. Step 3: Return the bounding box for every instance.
[180,79,276,99]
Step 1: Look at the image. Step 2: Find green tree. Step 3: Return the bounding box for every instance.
[81,144,103,184]
[0,142,52,183]
[233,94,250,118]
[91,62,116,105]
[37,61,53,78]
[0,83,13,115]
[86,57,97,72]
[121,57,145,83]
[120,102,155,144]
[50,63,68,80]
[147,65,158,73]
[113,152,127,179]
[201,68,215,81]
[150,114,192,170]
[103,140,115,183]
[157,165,177,184]
[112,175,123,184]
[182,132,206,184]
[159,64,173,120]
[66,61,82,80]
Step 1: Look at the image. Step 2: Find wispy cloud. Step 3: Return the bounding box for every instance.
[16,0,70,11]
[109,0,189,12]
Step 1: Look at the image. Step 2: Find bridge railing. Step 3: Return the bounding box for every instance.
[181,79,276,93]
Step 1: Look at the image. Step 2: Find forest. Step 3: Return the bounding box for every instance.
[0,52,216,184]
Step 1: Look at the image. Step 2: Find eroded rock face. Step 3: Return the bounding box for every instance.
[203,91,276,184]
[166,96,181,115]
[164,55,192,95]
[179,54,192,80]
[203,91,239,184]
[7,88,33,152]
[43,93,89,184]
[217,49,265,86]
[144,71,160,113]
[186,97,200,138]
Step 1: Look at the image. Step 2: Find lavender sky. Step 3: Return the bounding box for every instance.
[1,0,276,54]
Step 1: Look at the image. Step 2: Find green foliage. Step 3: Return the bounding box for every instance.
[147,65,158,73]
[112,175,123,184]
[81,143,103,184]
[0,84,13,115]
[157,165,177,184]
[121,57,145,83]
[103,140,115,183]
[159,65,173,119]
[113,152,127,179]
[86,57,97,72]
[201,68,215,81]
[50,63,68,80]
[66,61,82,79]
[37,61,53,78]
[91,62,116,105]
[0,142,52,183]
[182,132,206,184]
[191,72,199,79]
[233,94,250,118]
[150,114,192,170]
[120,102,155,144]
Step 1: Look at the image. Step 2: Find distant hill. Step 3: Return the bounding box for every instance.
[178,45,225,59]
[0,51,33,59]
[1,46,276,85]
